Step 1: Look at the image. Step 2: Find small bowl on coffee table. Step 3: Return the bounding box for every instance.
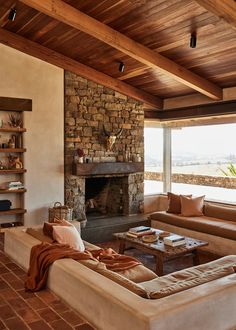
[159,231,170,239]
[142,234,158,243]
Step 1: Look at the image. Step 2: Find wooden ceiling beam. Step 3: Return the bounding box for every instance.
[145,100,236,121]
[19,0,222,100]
[195,0,236,30]
[0,28,162,109]
[164,86,236,109]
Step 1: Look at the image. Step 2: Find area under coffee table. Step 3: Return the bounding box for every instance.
[113,230,208,276]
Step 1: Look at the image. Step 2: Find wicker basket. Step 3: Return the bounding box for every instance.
[48,202,73,222]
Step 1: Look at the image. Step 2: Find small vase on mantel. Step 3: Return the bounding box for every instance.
[78,157,84,163]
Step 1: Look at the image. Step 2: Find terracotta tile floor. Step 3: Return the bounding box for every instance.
[0,234,96,330]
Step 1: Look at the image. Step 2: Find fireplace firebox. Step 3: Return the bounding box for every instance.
[85,176,128,219]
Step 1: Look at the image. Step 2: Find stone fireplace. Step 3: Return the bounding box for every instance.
[64,71,144,222]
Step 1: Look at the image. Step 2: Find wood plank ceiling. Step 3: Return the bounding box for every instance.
[0,0,235,111]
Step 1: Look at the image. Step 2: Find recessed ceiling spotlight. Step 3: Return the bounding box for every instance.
[119,62,125,73]
[8,8,17,21]
[190,33,197,48]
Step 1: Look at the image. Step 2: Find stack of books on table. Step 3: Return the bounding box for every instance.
[126,226,155,238]
[163,234,186,247]
[0,181,24,190]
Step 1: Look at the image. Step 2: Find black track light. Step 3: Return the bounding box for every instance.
[8,8,17,22]
[190,33,197,48]
[119,62,125,73]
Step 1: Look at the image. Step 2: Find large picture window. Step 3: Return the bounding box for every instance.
[144,122,236,204]
[144,126,163,195]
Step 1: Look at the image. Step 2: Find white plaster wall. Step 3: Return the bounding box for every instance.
[0,44,64,226]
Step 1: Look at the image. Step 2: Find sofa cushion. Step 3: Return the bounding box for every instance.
[204,203,236,222]
[96,264,149,298]
[117,265,157,283]
[26,227,54,244]
[180,195,204,217]
[150,211,236,240]
[83,241,100,251]
[140,255,236,299]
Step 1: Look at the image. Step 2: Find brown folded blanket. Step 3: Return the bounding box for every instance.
[25,242,141,291]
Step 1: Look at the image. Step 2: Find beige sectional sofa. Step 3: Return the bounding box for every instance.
[4,227,236,330]
[149,200,236,256]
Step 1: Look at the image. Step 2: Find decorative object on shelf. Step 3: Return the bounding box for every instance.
[77,148,84,163]
[103,125,123,151]
[117,154,123,162]
[8,137,15,148]
[132,154,142,162]
[138,201,144,213]
[0,161,6,170]
[8,114,22,128]
[8,154,23,169]
[48,202,73,222]
[0,199,11,211]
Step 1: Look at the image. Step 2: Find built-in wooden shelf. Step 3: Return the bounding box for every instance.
[0,127,26,133]
[0,169,26,174]
[0,148,26,153]
[72,162,144,176]
[0,221,24,232]
[0,189,26,194]
[0,208,26,215]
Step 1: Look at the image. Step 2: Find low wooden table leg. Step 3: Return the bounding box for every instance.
[118,239,126,254]
[156,255,164,276]
[192,249,200,265]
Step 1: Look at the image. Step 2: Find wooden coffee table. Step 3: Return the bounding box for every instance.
[113,229,208,276]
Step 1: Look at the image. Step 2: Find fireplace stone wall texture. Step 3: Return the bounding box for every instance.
[64,71,144,219]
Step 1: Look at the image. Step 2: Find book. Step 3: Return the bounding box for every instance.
[127,229,155,238]
[164,234,186,247]
[164,240,186,247]
[129,226,150,233]
[0,181,23,190]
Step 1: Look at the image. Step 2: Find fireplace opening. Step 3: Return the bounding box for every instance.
[85,177,127,219]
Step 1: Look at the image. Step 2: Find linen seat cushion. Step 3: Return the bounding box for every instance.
[83,241,100,251]
[204,203,236,222]
[117,265,157,283]
[150,211,236,240]
[140,255,236,299]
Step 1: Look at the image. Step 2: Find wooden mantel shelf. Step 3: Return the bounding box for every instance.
[72,162,144,176]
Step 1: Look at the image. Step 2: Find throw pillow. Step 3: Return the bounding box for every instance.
[52,225,85,252]
[43,219,72,239]
[167,192,192,214]
[180,195,205,217]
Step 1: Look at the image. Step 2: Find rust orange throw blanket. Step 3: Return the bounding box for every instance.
[25,242,141,291]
